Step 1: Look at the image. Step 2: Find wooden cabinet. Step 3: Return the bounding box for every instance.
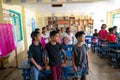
[47,16,94,33]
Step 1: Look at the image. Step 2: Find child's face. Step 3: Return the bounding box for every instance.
[43,28,47,33]
[38,30,40,33]
[35,33,41,41]
[77,35,85,42]
[47,26,51,31]
[103,26,106,29]
[51,34,59,42]
[112,30,115,34]
[63,37,68,45]
[61,28,64,32]
[59,31,62,35]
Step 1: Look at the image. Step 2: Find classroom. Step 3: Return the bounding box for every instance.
[0,0,120,80]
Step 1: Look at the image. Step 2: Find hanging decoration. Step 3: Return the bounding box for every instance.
[0,23,16,57]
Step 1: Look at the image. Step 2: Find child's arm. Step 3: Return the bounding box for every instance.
[72,51,77,72]
[43,50,48,66]
[61,49,66,66]
[30,58,42,70]
[43,50,50,70]
[72,36,74,45]
[86,51,89,70]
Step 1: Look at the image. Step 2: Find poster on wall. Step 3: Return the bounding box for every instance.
[31,18,36,31]
[2,9,10,23]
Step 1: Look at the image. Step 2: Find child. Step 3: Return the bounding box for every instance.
[44,31,66,80]
[35,28,46,48]
[46,25,51,35]
[57,29,63,45]
[92,29,98,43]
[61,27,66,38]
[93,29,98,37]
[28,31,44,80]
[113,26,118,38]
[42,27,50,43]
[98,24,108,41]
[72,31,89,80]
[107,27,116,43]
[65,27,74,45]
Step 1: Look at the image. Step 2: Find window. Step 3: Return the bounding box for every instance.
[9,10,23,42]
[112,13,120,32]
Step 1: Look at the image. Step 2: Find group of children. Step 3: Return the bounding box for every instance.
[28,25,89,80]
[92,24,119,44]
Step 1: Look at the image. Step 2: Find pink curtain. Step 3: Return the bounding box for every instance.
[0,23,16,57]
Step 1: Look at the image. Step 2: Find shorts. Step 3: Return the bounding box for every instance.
[74,64,89,78]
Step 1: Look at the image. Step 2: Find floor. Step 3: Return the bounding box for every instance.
[0,50,120,80]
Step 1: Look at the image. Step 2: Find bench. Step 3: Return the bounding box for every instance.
[18,60,51,80]
[109,48,120,68]
[18,60,31,80]
[19,60,77,80]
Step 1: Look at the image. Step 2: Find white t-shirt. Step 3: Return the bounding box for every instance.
[62,32,66,38]
[42,33,49,43]
[65,33,74,45]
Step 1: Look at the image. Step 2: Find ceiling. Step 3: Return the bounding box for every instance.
[3,0,109,4]
[23,0,120,15]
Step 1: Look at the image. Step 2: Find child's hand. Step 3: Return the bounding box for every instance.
[45,65,50,70]
[73,65,77,72]
[62,63,66,67]
[87,66,89,70]
[37,65,42,71]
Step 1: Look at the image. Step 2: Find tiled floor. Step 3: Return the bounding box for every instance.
[0,50,120,80]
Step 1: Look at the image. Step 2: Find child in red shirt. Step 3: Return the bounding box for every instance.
[98,24,108,41]
[107,27,116,43]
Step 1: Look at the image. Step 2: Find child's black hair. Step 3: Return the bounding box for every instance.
[57,29,61,33]
[31,31,40,40]
[35,28,40,32]
[108,27,114,33]
[50,30,58,37]
[75,31,85,38]
[94,29,97,31]
[113,26,117,29]
[66,27,70,33]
